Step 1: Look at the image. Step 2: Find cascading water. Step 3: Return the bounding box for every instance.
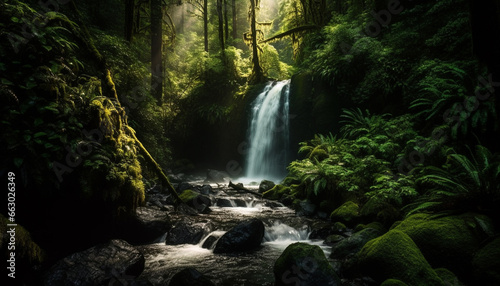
[245,80,291,181]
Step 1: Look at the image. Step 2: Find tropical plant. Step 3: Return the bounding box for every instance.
[405,145,500,216]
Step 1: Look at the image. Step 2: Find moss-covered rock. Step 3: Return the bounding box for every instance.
[274,242,341,286]
[392,213,493,279]
[0,214,45,280]
[330,227,383,260]
[355,230,444,285]
[179,189,211,213]
[434,268,464,286]
[381,279,409,286]
[472,237,500,285]
[330,201,360,226]
[354,221,386,233]
[263,184,291,201]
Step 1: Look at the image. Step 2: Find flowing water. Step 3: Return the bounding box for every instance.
[137,185,332,285]
[245,80,291,181]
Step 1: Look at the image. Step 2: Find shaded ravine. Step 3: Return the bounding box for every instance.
[137,184,332,285]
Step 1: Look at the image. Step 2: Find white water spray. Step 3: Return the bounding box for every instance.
[245,80,291,181]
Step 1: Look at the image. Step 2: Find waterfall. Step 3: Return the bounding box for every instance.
[245,80,291,181]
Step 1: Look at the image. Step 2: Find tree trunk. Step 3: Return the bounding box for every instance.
[125,0,134,41]
[217,0,225,51]
[204,0,209,52]
[232,0,237,39]
[224,0,229,41]
[151,0,163,104]
[249,0,263,83]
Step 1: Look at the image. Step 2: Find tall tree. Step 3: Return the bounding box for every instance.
[151,0,163,104]
[224,0,229,41]
[188,0,209,52]
[217,0,225,51]
[232,0,237,39]
[125,0,135,41]
[248,0,264,83]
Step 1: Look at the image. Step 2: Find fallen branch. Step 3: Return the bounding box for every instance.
[261,25,319,44]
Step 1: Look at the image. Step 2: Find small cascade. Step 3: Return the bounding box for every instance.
[263,221,310,242]
[245,80,291,181]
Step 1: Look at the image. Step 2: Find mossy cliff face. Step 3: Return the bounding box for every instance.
[354,230,444,285]
[392,213,493,280]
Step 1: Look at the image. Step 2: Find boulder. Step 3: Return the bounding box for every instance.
[122,207,172,244]
[259,180,276,193]
[44,239,145,285]
[324,234,345,245]
[263,184,290,201]
[296,199,317,217]
[165,220,214,245]
[434,268,464,286]
[381,279,409,286]
[329,201,360,226]
[179,189,212,214]
[472,237,500,285]
[169,268,215,286]
[213,219,265,254]
[354,230,443,285]
[216,198,234,207]
[198,184,213,195]
[177,182,195,193]
[201,234,222,250]
[392,212,493,280]
[274,242,341,286]
[330,228,383,260]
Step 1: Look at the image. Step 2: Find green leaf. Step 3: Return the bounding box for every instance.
[42,45,53,51]
[24,134,32,142]
[1,78,13,85]
[11,17,20,23]
[34,118,44,126]
[14,158,23,167]
[34,132,47,138]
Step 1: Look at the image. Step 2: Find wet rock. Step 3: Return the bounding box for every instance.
[265,201,284,208]
[198,184,213,195]
[296,200,317,217]
[169,268,215,286]
[330,228,383,260]
[44,239,145,285]
[206,169,229,183]
[165,220,214,245]
[324,234,345,245]
[330,201,360,227]
[122,207,172,244]
[259,180,276,193]
[274,242,341,286]
[179,189,212,213]
[234,199,247,207]
[202,233,223,250]
[177,182,195,193]
[216,198,234,207]
[213,219,265,254]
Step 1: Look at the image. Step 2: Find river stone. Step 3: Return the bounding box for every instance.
[213,218,265,254]
[259,180,276,193]
[177,182,194,193]
[216,198,234,207]
[122,207,172,244]
[169,268,215,286]
[179,189,212,214]
[44,239,145,285]
[165,220,214,245]
[274,242,341,286]
[296,199,317,217]
[330,227,383,260]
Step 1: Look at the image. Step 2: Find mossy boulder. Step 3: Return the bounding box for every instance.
[274,242,341,286]
[1,214,45,281]
[263,184,291,201]
[472,237,500,285]
[392,213,493,279]
[259,180,276,193]
[330,201,360,226]
[355,230,444,285]
[434,268,464,286]
[179,189,211,213]
[354,221,386,233]
[330,227,383,260]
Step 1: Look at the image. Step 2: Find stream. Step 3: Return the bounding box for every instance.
[137,183,333,285]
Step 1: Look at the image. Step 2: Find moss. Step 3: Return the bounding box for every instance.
[381,279,409,286]
[355,230,444,285]
[332,222,347,233]
[0,214,45,270]
[274,242,341,286]
[472,237,500,285]
[179,189,199,203]
[354,221,386,233]
[263,184,290,200]
[434,268,463,286]
[330,201,360,226]
[393,213,491,278]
